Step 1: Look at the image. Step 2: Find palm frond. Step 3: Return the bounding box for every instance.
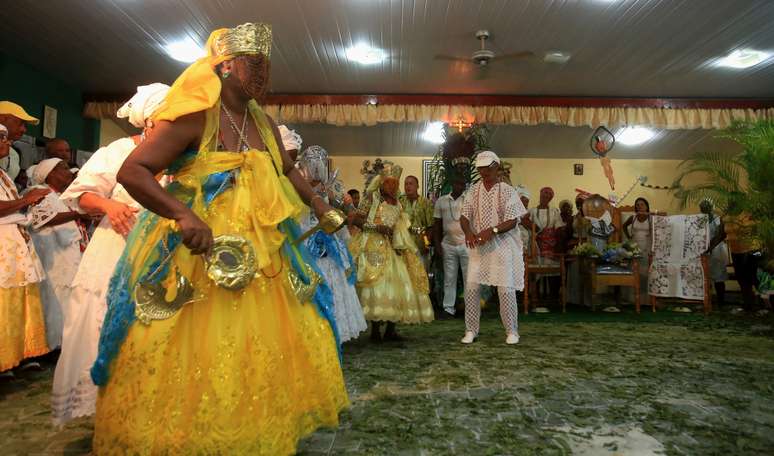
[676,119,774,271]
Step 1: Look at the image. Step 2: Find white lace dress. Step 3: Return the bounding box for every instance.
[462,181,527,290]
[300,207,367,343]
[27,188,83,349]
[51,137,139,425]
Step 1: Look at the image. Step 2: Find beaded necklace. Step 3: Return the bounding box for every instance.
[473,181,504,229]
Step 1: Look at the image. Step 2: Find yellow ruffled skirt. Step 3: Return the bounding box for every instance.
[93,191,348,455]
[0,283,48,371]
[350,231,433,323]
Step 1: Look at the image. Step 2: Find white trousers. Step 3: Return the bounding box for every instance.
[441,241,468,314]
[464,284,518,336]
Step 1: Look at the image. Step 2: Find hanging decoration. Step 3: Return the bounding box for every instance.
[640,179,678,190]
[590,126,616,190]
[615,176,647,205]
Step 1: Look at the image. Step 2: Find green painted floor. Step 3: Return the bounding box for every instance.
[2,306,774,455]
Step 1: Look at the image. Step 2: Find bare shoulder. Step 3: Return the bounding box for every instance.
[166,111,205,138]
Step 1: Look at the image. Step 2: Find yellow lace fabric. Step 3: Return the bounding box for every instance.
[0,283,48,371]
[349,195,433,323]
[92,103,348,455]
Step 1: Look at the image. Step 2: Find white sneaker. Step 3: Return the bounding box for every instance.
[505,333,520,345]
[461,331,477,344]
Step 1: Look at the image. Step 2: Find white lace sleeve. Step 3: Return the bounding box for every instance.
[461,185,475,221]
[27,190,66,229]
[503,185,527,221]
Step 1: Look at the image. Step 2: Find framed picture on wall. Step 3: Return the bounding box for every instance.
[43,105,57,139]
[574,163,584,175]
[422,159,443,198]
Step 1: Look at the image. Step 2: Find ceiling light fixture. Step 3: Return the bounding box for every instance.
[544,51,571,64]
[422,122,445,144]
[714,48,772,69]
[345,43,386,65]
[164,38,205,63]
[617,126,656,146]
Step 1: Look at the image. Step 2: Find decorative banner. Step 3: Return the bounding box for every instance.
[43,105,57,139]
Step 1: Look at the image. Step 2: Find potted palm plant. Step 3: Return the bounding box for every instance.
[672,119,774,274]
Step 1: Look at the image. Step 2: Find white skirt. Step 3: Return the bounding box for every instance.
[51,222,125,425]
[317,256,368,343]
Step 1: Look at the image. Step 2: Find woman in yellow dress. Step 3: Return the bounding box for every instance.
[350,161,434,342]
[90,23,348,454]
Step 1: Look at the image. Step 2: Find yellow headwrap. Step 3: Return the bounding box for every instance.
[153,23,272,123]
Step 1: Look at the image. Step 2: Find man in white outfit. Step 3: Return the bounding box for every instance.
[459,151,527,345]
[433,177,468,318]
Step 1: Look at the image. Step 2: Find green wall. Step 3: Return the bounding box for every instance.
[0,53,99,151]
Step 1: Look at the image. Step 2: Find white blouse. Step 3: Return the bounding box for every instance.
[0,169,44,288]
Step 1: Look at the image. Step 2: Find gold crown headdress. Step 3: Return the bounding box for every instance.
[362,159,402,194]
[212,22,272,59]
[380,162,403,180]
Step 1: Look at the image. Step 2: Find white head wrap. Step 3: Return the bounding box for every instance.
[515,185,531,200]
[278,125,303,152]
[29,158,63,185]
[117,83,171,128]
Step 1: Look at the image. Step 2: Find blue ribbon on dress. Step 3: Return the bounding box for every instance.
[306,230,357,286]
[279,219,342,360]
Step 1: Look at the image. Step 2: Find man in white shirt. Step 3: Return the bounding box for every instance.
[433,177,468,318]
[460,151,527,345]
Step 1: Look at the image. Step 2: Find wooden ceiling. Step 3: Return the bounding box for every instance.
[1,0,773,98]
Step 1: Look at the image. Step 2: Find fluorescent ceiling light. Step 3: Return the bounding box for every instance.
[345,43,386,65]
[715,49,772,69]
[164,38,205,63]
[544,51,571,64]
[422,122,445,144]
[617,126,656,146]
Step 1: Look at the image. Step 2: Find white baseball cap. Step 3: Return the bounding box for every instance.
[474,150,500,167]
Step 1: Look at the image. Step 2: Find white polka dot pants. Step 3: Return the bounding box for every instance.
[464,284,519,336]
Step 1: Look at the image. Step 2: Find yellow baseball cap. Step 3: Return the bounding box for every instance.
[0,101,39,125]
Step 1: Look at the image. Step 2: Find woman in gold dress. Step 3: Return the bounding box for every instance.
[90,23,348,454]
[350,162,433,342]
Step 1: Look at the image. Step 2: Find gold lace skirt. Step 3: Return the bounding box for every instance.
[93,192,349,455]
[0,283,48,371]
[350,231,433,323]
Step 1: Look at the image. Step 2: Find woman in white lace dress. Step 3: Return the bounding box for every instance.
[25,158,84,350]
[51,83,169,425]
[0,124,50,373]
[296,144,367,343]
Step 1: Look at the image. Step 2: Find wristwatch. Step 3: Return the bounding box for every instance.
[492,226,499,235]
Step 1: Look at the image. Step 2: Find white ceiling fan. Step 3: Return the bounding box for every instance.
[434,30,534,78]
